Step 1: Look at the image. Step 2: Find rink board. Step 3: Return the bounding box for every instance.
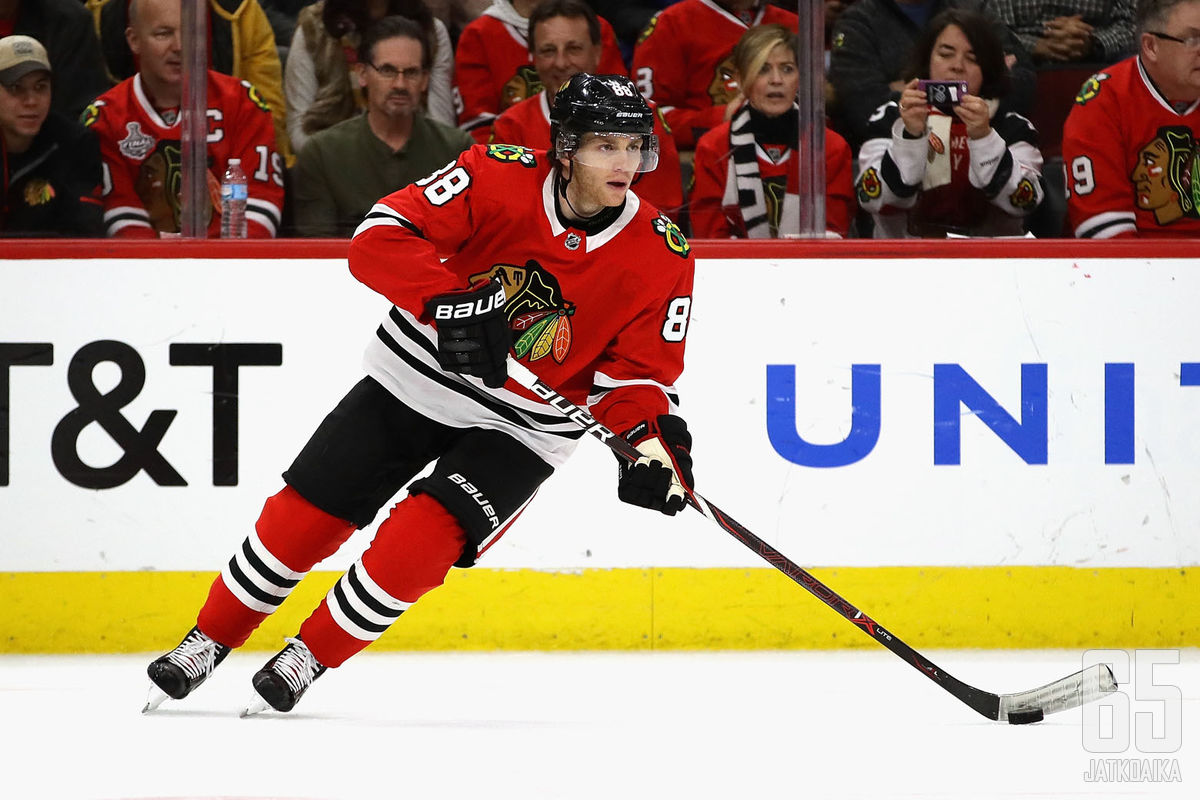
[1,241,1197,651]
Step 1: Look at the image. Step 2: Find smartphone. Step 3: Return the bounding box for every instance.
[918,79,968,113]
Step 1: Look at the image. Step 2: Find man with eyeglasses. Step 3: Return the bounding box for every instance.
[292,15,473,237]
[1063,0,1200,237]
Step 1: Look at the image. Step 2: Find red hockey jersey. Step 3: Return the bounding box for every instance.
[454,11,626,144]
[348,144,695,467]
[1062,56,1200,238]
[631,0,798,150]
[83,71,284,238]
[690,120,856,237]
[491,90,684,218]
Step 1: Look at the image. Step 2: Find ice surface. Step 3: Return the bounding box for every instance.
[1,649,1195,799]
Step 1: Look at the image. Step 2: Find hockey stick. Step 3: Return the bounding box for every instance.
[507,359,1117,724]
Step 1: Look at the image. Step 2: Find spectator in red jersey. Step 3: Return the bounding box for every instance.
[87,0,293,167]
[1063,0,1200,238]
[690,24,856,238]
[0,34,104,237]
[491,0,682,217]
[84,0,284,238]
[0,0,108,119]
[854,8,1044,237]
[454,0,626,143]
[631,0,798,151]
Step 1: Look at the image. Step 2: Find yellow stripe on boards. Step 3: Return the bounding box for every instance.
[0,567,1193,653]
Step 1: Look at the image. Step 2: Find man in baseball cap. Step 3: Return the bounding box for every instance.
[0,34,103,236]
[0,34,51,86]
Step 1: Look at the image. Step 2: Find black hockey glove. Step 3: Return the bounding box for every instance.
[425,279,511,389]
[617,415,694,516]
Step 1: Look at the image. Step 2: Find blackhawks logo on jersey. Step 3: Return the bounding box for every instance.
[1075,72,1109,105]
[1131,125,1200,224]
[637,13,659,45]
[708,55,739,105]
[470,260,577,364]
[652,214,689,258]
[80,100,104,128]
[242,80,271,112]
[856,166,882,202]
[485,144,537,167]
[501,65,541,111]
[1009,177,1037,210]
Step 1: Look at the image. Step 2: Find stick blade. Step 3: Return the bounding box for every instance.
[997,662,1117,723]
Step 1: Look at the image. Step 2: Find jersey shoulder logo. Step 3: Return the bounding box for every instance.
[470,260,577,365]
[485,143,537,167]
[856,166,882,202]
[637,13,659,45]
[1075,72,1109,105]
[652,214,690,258]
[1131,125,1200,224]
[241,80,271,113]
[80,100,105,128]
[1009,177,1037,209]
[118,122,156,160]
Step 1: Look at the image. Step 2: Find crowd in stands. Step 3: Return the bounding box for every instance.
[1,0,1196,239]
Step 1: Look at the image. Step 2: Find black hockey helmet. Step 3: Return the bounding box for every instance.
[550,73,659,172]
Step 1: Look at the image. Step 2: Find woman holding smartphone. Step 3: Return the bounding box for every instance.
[854,8,1045,238]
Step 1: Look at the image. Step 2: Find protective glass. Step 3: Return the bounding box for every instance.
[559,132,660,173]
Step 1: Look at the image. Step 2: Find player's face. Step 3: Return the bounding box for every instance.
[928,24,983,96]
[359,35,429,121]
[562,133,644,214]
[0,70,51,151]
[533,16,601,102]
[1130,137,1175,210]
[745,43,799,118]
[127,0,183,89]
[1142,1,1200,101]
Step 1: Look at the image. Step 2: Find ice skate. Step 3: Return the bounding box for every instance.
[241,637,327,716]
[143,626,231,712]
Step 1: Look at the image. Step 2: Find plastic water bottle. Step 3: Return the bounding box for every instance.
[220,158,248,239]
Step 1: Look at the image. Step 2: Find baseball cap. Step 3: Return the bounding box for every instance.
[0,35,52,87]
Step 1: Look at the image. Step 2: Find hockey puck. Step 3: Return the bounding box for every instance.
[1007,708,1044,725]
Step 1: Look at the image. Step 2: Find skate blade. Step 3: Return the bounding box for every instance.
[142,685,170,714]
[240,695,270,718]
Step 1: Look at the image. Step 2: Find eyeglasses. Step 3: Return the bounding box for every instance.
[1148,31,1200,51]
[367,62,426,81]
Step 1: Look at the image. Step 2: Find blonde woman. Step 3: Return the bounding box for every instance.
[690,24,856,238]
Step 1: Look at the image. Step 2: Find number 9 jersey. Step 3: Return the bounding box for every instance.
[1062,56,1200,239]
[347,144,695,469]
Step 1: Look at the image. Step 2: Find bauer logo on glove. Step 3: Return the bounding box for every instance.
[425,278,512,388]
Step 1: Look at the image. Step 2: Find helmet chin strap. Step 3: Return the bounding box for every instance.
[557,162,601,221]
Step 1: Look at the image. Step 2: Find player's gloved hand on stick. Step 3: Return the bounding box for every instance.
[425,278,511,389]
[617,415,694,515]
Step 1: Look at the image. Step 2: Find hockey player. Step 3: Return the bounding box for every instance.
[631,0,798,150]
[1062,0,1200,238]
[454,0,626,143]
[82,0,284,237]
[144,72,696,715]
